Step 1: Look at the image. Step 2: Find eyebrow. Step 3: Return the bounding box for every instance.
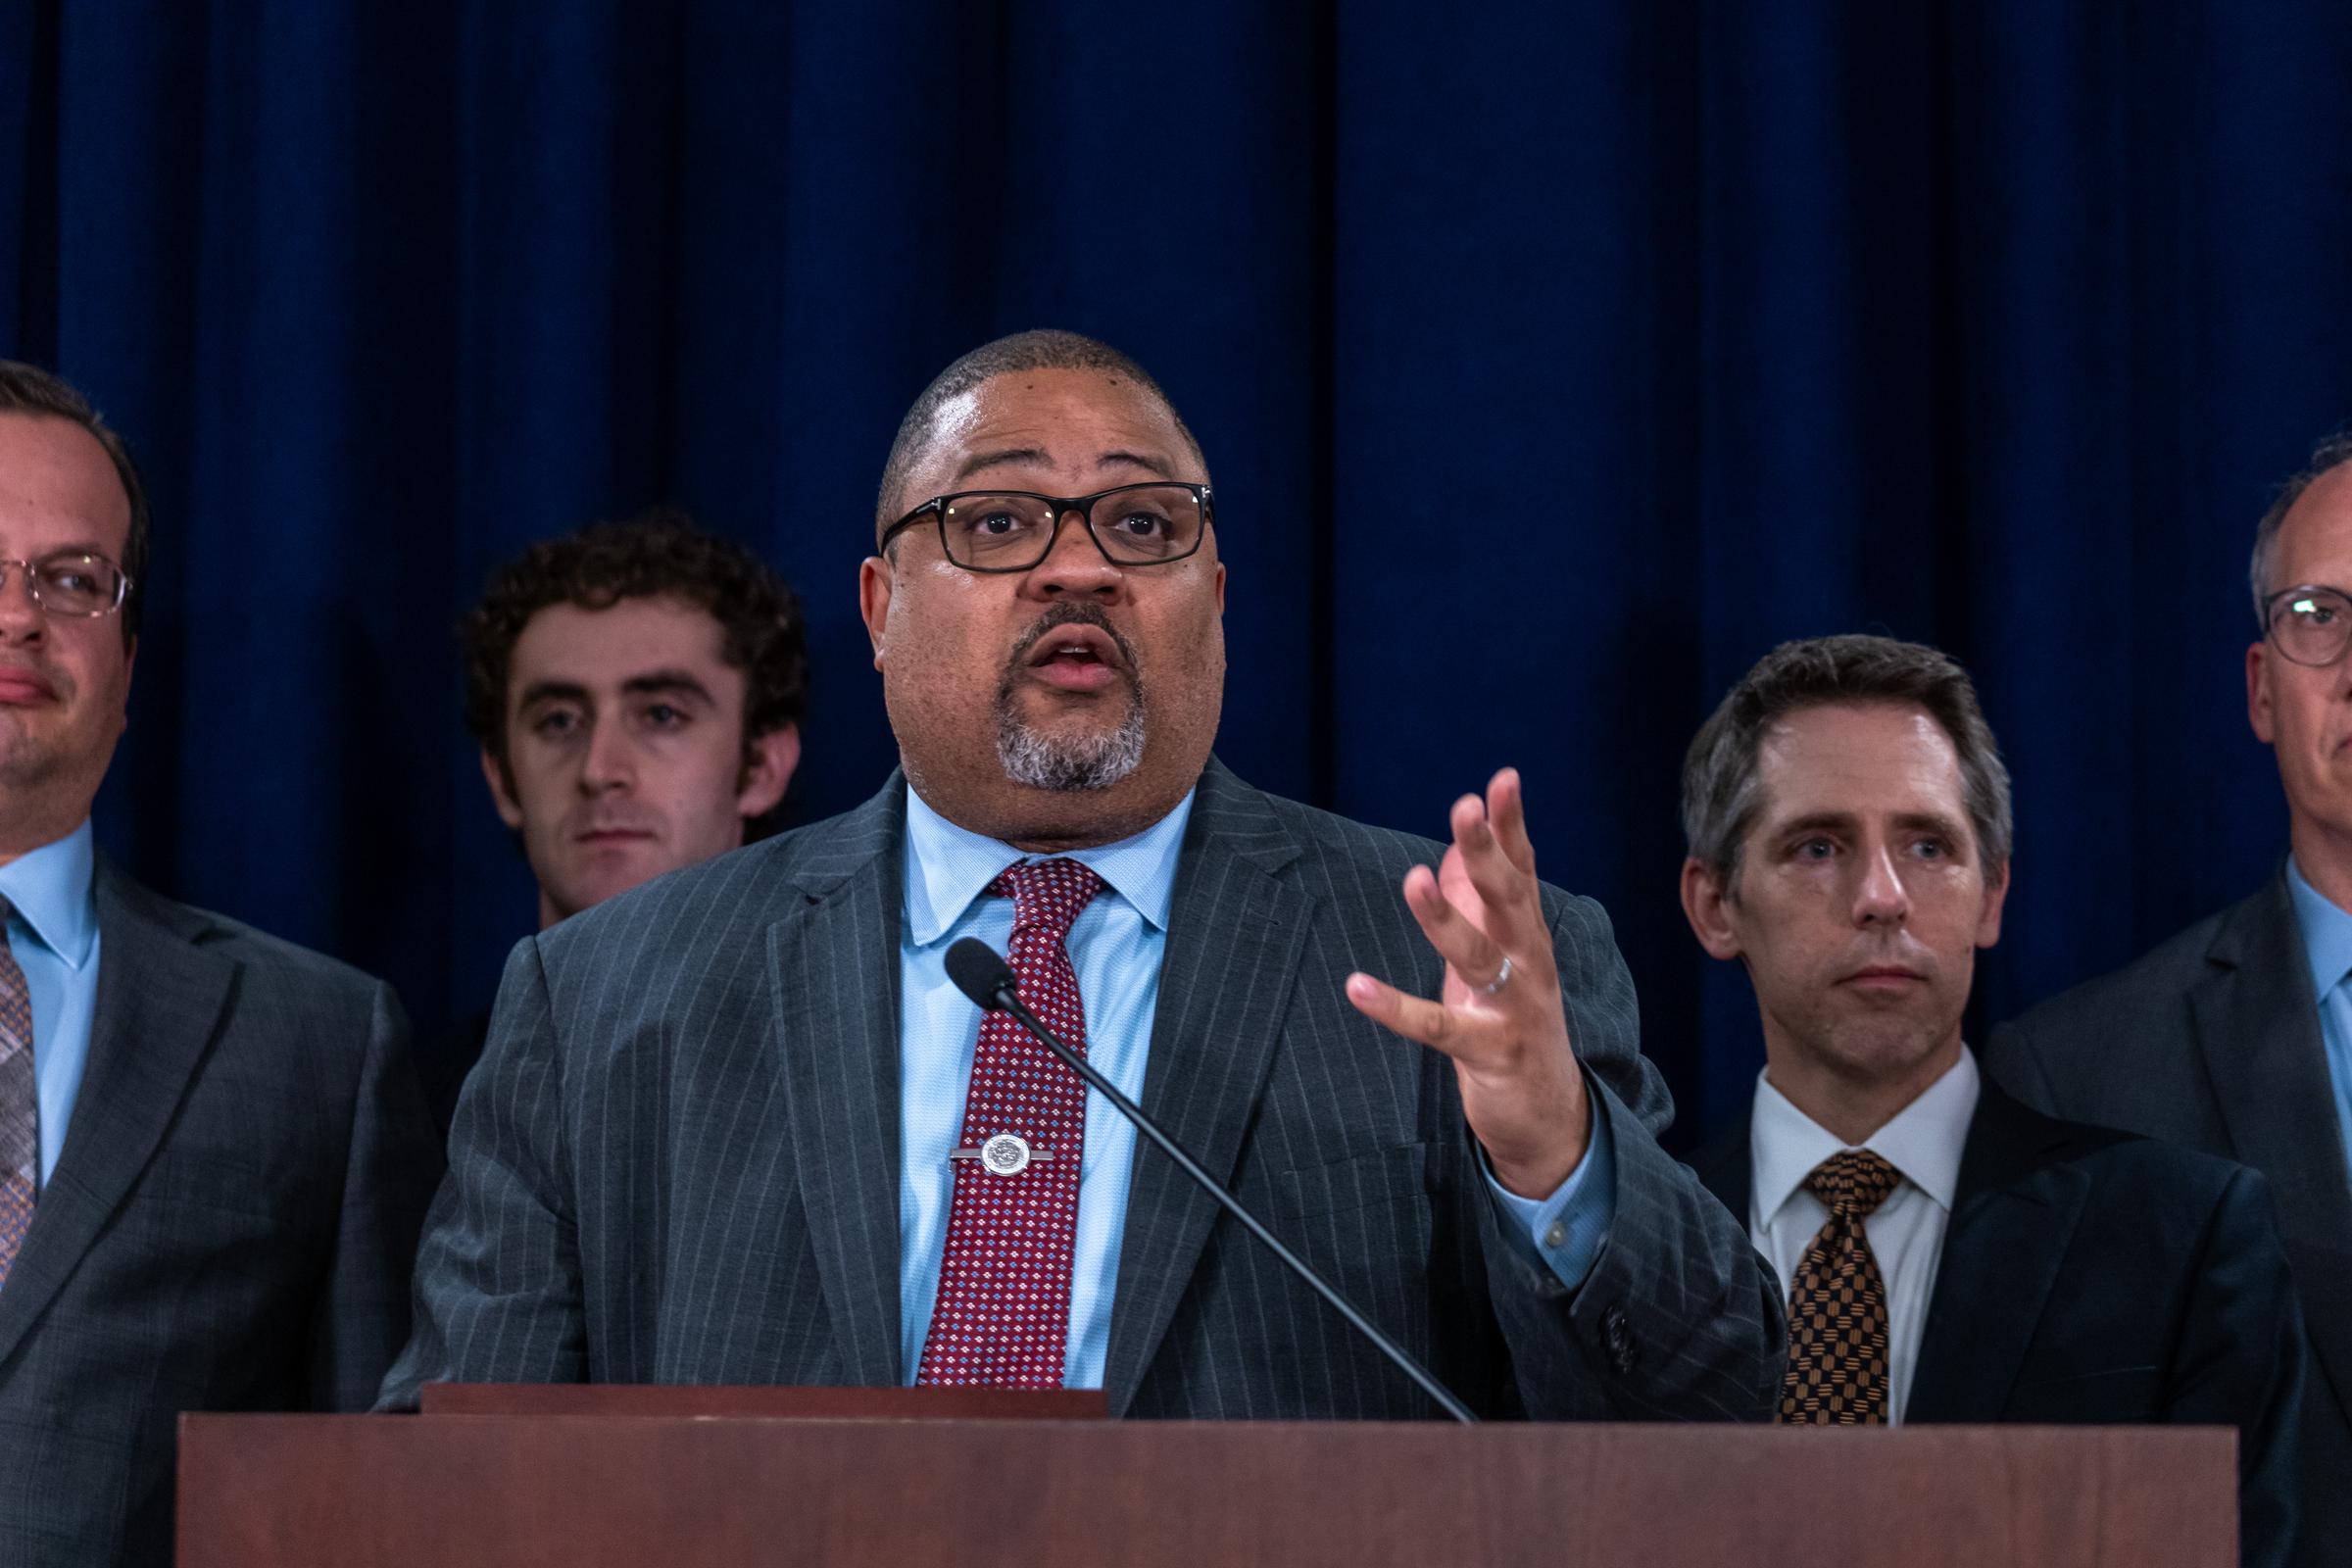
[514,670,717,711]
[514,679,590,712]
[1774,809,1969,841]
[619,670,716,704]
[952,447,1176,484]
[18,542,117,561]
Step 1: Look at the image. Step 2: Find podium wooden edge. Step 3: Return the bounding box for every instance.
[414,1383,1109,1419]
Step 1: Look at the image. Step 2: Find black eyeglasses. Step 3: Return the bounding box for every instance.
[880,483,1214,572]
[0,553,132,617]
[2264,584,2352,667]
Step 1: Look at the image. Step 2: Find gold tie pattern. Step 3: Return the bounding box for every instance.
[1780,1149,1899,1424]
[0,903,36,1291]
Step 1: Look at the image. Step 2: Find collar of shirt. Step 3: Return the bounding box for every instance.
[1751,1044,1981,1223]
[0,819,98,971]
[901,783,1197,947]
[2285,856,2352,1001]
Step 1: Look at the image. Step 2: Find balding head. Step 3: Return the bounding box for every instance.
[874,329,1205,547]
[2250,428,2352,619]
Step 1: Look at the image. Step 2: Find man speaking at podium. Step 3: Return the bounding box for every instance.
[385,331,1779,1419]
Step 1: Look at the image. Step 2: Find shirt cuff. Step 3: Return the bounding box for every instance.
[1479,1085,1616,1291]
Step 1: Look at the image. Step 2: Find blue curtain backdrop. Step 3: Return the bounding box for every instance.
[3,1,2348,1146]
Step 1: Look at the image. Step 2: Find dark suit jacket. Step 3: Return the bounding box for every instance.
[419,1007,491,1142]
[0,858,442,1568]
[1691,1078,2306,1568]
[385,761,1783,1420]
[1990,868,2349,1568]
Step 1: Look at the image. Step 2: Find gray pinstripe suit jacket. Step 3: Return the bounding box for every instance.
[384,762,1782,1420]
[0,858,441,1568]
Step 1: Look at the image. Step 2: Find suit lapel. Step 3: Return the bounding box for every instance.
[1908,1083,2086,1423]
[0,858,232,1373]
[1102,761,1311,1414]
[765,780,907,1387]
[2191,872,2352,1423]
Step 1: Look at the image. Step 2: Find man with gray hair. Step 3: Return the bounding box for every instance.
[1680,634,2303,1568]
[386,328,1782,1422]
[1992,433,2352,1567]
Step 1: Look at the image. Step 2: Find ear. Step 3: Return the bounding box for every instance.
[2248,640,2277,744]
[1680,855,1744,961]
[1214,560,1226,612]
[859,556,893,670]
[1975,854,2011,949]
[480,746,526,831]
[736,722,800,820]
[118,635,137,732]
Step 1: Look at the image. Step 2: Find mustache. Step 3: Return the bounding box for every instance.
[1004,602,1141,676]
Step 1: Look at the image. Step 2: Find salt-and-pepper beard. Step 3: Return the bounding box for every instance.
[993,605,1148,792]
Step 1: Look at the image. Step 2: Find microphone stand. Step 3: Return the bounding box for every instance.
[949,937,1478,1425]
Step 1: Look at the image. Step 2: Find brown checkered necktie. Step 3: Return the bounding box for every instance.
[1780,1149,1900,1424]
[0,903,37,1291]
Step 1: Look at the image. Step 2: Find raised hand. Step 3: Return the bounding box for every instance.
[1344,768,1592,1197]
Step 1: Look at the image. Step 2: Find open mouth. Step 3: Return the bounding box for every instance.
[1023,625,1125,692]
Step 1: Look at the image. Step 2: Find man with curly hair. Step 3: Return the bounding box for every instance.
[431,511,807,1127]
[461,508,807,931]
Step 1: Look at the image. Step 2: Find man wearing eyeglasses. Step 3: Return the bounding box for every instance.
[0,363,439,1568]
[386,329,1781,1423]
[1992,431,2352,1568]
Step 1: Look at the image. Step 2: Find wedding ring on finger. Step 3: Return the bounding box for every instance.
[1475,955,1513,997]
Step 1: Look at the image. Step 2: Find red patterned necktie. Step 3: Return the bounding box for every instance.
[915,859,1103,1388]
[1780,1149,1900,1424]
[0,905,37,1290]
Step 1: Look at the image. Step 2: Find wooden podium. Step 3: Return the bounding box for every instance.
[177,1390,2236,1567]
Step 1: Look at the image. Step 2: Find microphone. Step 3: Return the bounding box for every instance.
[944,936,1478,1424]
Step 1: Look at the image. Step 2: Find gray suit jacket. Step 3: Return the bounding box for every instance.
[386,762,1783,1420]
[0,858,441,1568]
[1989,867,2350,1568]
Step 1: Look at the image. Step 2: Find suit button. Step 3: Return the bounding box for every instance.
[1602,1305,1637,1374]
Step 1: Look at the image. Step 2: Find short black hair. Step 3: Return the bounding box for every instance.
[462,508,808,791]
[874,328,1206,546]
[0,360,152,642]
[1683,633,2013,891]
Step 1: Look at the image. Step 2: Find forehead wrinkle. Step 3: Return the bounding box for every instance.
[1753,705,1968,820]
[954,447,1181,488]
[2275,476,2352,584]
[953,447,1052,484]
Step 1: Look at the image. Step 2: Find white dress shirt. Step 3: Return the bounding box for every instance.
[1748,1046,1980,1424]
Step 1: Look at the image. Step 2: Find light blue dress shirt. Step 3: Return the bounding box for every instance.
[0,821,101,1188]
[2282,858,2352,1190]
[895,786,1613,1389]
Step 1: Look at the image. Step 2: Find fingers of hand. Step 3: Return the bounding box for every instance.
[1345,971,1459,1053]
[1404,863,1506,981]
[1485,767,1537,876]
[1450,792,1537,954]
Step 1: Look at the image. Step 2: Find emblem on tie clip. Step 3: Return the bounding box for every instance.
[951,1132,1053,1176]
